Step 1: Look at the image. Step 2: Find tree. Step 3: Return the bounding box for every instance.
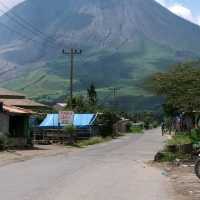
[66,96,89,113]
[87,83,97,106]
[63,125,76,145]
[148,62,200,113]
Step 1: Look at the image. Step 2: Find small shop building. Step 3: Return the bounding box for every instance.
[0,88,47,111]
[0,103,34,145]
[0,88,48,146]
[33,114,98,144]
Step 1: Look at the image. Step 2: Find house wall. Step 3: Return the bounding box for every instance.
[0,113,9,134]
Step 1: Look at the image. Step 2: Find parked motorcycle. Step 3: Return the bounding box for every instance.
[195,157,200,179]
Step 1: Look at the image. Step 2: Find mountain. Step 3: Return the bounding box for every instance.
[0,0,199,111]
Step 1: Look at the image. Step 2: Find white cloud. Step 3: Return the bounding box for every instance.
[169,4,194,22]
[155,0,167,7]
[155,0,200,25]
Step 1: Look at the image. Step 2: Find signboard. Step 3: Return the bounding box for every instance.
[59,111,74,125]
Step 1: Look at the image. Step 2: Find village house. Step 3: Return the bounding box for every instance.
[0,88,47,111]
[0,88,47,145]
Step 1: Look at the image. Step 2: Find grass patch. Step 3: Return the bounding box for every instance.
[155,133,193,162]
[68,136,112,148]
[167,134,192,146]
[157,151,191,162]
[130,127,144,134]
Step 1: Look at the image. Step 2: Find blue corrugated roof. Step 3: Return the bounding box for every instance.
[39,114,96,128]
[40,114,60,128]
[73,114,95,127]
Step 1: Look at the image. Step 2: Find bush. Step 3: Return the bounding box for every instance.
[167,134,192,146]
[63,125,76,145]
[64,125,76,135]
[152,121,159,128]
[97,112,119,138]
[190,129,200,144]
[160,152,176,162]
[130,127,144,134]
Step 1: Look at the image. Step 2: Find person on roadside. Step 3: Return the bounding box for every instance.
[161,122,165,136]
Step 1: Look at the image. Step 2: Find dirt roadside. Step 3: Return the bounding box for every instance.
[0,145,77,167]
[152,162,200,200]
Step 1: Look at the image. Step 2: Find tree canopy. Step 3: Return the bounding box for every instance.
[87,84,97,106]
[149,61,200,113]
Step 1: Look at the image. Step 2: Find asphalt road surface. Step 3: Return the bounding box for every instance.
[0,129,175,200]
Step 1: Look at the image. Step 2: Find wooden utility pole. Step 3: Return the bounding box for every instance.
[62,48,82,108]
[109,87,120,108]
[110,87,120,99]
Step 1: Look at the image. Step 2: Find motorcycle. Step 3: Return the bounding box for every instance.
[195,157,200,179]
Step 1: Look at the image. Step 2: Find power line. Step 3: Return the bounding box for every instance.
[0,0,59,47]
[0,6,56,49]
[0,21,34,43]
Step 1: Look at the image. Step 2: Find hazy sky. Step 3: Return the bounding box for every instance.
[1,0,200,25]
[155,0,200,25]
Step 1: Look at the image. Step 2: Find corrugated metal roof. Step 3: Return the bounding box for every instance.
[0,99,47,108]
[40,114,96,128]
[3,105,34,115]
[0,88,25,98]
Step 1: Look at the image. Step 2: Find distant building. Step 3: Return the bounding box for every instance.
[53,103,67,111]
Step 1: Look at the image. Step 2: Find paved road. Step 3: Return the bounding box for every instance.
[0,129,174,200]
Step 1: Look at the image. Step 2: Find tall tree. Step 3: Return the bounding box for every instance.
[148,62,200,113]
[87,83,98,106]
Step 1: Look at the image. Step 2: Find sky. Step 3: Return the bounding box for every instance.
[1,0,200,25]
[155,0,200,25]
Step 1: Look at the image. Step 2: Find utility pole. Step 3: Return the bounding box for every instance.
[110,87,120,99]
[62,48,82,108]
[109,87,120,109]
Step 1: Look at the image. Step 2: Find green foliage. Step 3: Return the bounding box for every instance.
[63,125,76,136]
[66,96,90,113]
[130,127,144,134]
[87,84,98,106]
[63,125,76,145]
[190,129,200,143]
[149,61,200,113]
[167,134,192,146]
[159,152,177,162]
[97,111,120,138]
[157,151,191,162]
[76,137,108,147]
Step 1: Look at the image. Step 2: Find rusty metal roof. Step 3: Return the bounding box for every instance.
[0,98,47,108]
[0,88,26,98]
[3,105,34,115]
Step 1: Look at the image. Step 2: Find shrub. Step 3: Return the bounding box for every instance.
[97,112,119,138]
[63,125,76,145]
[64,125,76,135]
[167,134,192,146]
[160,152,176,162]
[190,129,200,144]
[130,127,144,134]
